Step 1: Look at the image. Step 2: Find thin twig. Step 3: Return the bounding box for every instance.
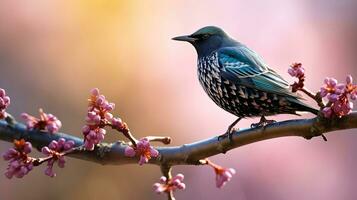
[146,136,172,144]
[299,87,325,108]
[32,145,84,166]
[106,123,138,147]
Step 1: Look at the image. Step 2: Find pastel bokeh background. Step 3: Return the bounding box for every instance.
[0,0,356,199]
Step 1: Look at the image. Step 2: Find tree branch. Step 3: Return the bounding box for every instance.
[0,112,356,166]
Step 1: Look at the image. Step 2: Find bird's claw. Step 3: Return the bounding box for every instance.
[251,116,276,129]
[218,127,239,141]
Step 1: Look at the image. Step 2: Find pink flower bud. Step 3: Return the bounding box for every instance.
[58,156,66,168]
[105,103,115,111]
[21,110,62,133]
[159,176,167,183]
[23,142,32,154]
[87,111,96,118]
[124,146,136,157]
[322,107,332,118]
[41,147,51,156]
[288,68,296,77]
[46,123,58,133]
[3,139,34,179]
[104,112,113,121]
[172,179,181,186]
[96,95,106,106]
[124,138,159,165]
[2,96,10,105]
[57,138,66,148]
[83,88,120,151]
[327,94,339,102]
[20,113,30,120]
[82,125,90,134]
[347,102,353,110]
[84,141,95,151]
[173,173,184,181]
[329,78,337,87]
[351,93,356,100]
[90,88,100,96]
[346,75,353,84]
[45,166,55,177]
[87,130,97,139]
[49,141,58,150]
[335,84,345,94]
[139,155,148,165]
[177,183,186,190]
[152,173,186,195]
[0,88,5,97]
[41,138,74,177]
[64,140,75,150]
[215,167,236,188]
[150,147,159,158]
[111,117,122,128]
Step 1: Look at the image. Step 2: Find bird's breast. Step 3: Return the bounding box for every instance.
[197,52,245,115]
[196,52,286,117]
[197,52,223,103]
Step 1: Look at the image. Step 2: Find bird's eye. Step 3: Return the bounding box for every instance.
[201,34,209,39]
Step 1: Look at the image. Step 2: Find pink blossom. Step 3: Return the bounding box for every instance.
[215,167,236,188]
[83,128,106,150]
[343,75,357,113]
[322,107,333,118]
[206,159,236,188]
[288,63,306,92]
[288,63,305,78]
[2,139,34,179]
[320,75,356,118]
[88,88,115,113]
[111,117,123,129]
[21,109,62,133]
[331,99,353,117]
[85,110,101,125]
[124,137,159,165]
[82,88,117,150]
[320,77,344,97]
[153,173,186,194]
[41,138,75,177]
[0,88,10,119]
[346,75,357,100]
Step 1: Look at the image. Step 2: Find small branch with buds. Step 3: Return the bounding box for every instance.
[1,112,357,165]
[288,63,324,108]
[0,63,356,200]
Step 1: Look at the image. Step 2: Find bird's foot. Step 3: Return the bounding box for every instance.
[251,116,276,129]
[218,127,239,141]
[218,117,242,142]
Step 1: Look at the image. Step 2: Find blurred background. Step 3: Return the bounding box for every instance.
[0,0,356,199]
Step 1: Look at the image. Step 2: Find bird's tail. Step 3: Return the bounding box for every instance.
[296,106,319,115]
[295,102,319,115]
[288,97,319,115]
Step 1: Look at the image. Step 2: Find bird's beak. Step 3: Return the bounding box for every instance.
[172,35,197,42]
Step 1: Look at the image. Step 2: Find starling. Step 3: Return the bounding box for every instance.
[173,26,318,139]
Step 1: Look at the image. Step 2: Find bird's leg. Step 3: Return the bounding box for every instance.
[251,116,276,128]
[218,117,242,141]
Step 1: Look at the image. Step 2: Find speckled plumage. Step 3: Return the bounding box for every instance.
[174,26,318,120]
[198,51,308,117]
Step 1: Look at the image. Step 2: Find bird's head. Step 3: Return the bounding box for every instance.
[172,26,237,57]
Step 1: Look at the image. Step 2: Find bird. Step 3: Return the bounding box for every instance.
[172,26,318,140]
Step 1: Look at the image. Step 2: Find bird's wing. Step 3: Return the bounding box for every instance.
[218,46,300,99]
